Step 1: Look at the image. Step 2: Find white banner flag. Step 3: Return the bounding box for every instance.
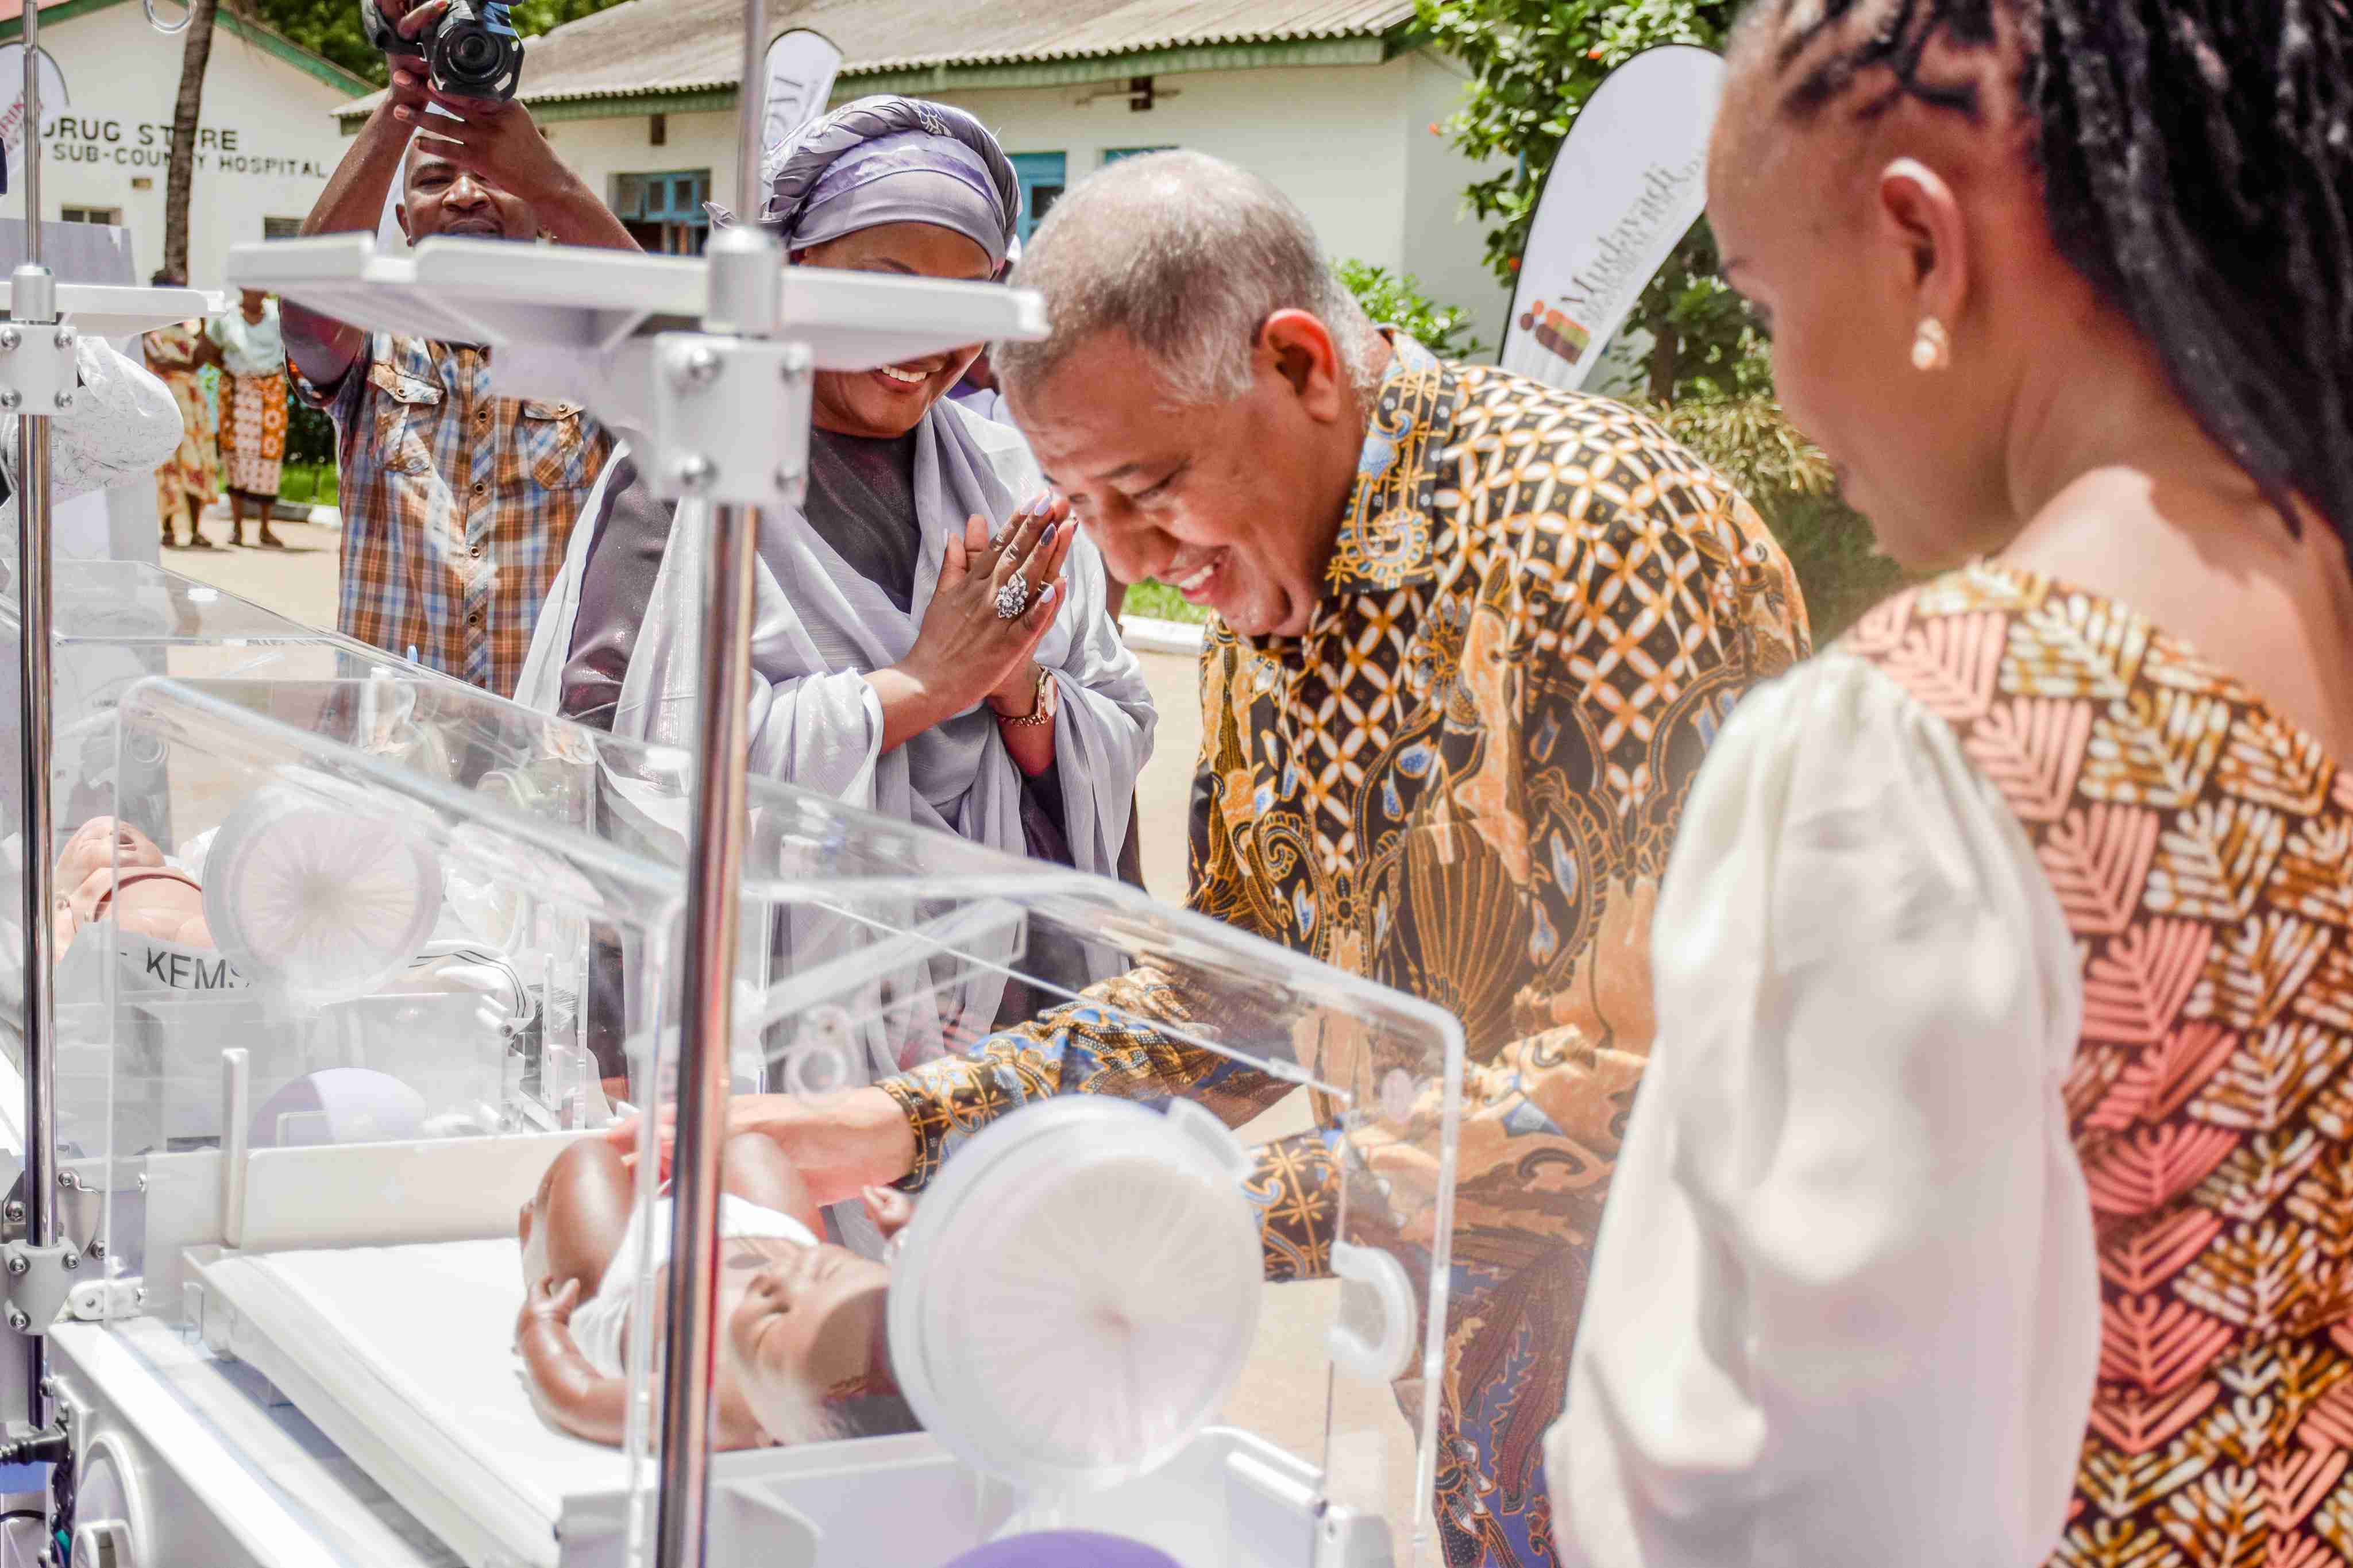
[762,27,842,161]
[1500,44,1724,391]
[0,44,69,201]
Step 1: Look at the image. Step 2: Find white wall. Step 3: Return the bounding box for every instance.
[3,2,353,288]
[1398,52,1512,353]
[538,51,1511,347]
[541,105,742,230]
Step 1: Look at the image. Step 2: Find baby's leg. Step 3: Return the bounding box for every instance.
[520,1140,634,1298]
[719,1132,824,1235]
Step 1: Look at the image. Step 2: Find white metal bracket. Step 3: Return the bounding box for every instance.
[1,1237,84,1335]
[0,324,78,418]
[647,333,815,508]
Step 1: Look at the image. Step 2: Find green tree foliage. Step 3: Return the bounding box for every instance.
[253,0,387,86]
[1418,0,1907,636]
[1416,0,1748,401]
[252,0,627,91]
[1335,259,1491,361]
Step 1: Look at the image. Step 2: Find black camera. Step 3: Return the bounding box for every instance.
[364,0,523,103]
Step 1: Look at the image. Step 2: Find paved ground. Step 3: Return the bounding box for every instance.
[168,517,1422,1539]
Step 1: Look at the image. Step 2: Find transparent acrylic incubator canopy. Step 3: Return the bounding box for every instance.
[37,658,1465,1563]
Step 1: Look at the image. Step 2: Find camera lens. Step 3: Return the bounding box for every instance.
[447,30,496,74]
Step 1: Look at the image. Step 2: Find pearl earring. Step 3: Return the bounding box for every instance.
[1910,317,1952,372]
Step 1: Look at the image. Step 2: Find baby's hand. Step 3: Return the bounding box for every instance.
[861,1184,914,1245]
[516,1276,581,1344]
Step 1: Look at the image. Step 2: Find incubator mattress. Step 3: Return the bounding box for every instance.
[196,1238,1332,1567]
[200,1237,625,1567]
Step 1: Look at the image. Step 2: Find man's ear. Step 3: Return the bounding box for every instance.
[1259,308,1348,423]
[395,200,416,246]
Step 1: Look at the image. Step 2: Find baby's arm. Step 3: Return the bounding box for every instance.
[516,1279,630,1446]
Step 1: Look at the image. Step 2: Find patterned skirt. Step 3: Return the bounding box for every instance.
[218,371,287,500]
[153,368,219,517]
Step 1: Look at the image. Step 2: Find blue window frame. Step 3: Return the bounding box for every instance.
[1009,152,1067,244]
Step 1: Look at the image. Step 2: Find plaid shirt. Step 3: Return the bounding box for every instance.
[298,333,612,695]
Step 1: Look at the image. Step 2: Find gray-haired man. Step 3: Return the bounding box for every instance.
[636,150,1811,1565]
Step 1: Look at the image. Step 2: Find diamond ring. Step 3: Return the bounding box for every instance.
[994,576,1030,620]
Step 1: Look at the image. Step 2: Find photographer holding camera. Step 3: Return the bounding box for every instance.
[283,0,639,696]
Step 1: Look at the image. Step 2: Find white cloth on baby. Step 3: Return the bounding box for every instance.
[567,1195,817,1378]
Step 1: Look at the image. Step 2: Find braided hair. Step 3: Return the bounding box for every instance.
[1744,0,2353,553]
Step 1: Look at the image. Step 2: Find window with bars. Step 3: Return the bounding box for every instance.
[1009,152,1066,245]
[263,217,303,240]
[61,206,121,226]
[610,169,714,255]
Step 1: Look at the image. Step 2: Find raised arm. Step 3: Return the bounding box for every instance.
[281,0,438,395]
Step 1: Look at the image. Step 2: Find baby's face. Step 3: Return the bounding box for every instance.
[723,1241,890,1443]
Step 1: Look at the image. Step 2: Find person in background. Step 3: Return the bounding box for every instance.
[142,269,222,552]
[281,0,638,693]
[635,150,1808,1566]
[209,288,290,549]
[946,346,1009,425]
[534,99,1152,1070]
[1552,2,2353,1566]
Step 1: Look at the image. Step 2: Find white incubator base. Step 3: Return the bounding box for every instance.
[45,1232,1384,1568]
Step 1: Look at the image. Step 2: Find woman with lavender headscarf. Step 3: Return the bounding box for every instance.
[518,96,1154,1082]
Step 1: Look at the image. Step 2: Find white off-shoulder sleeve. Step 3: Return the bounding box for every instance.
[1548,648,2098,1568]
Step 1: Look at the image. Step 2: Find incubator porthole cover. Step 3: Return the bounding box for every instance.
[201,771,444,1005]
[886,1097,1264,1496]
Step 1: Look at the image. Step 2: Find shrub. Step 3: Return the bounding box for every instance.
[284,400,337,468]
[1334,260,1491,362]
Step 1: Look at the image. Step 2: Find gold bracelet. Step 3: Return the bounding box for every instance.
[997,664,1058,728]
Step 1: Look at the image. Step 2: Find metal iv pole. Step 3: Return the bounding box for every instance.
[651,0,788,1556]
[11,0,65,1429]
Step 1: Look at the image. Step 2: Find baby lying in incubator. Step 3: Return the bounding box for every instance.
[515,1136,913,1449]
[52,817,210,952]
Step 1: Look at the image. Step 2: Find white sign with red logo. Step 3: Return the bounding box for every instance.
[1500,44,1723,391]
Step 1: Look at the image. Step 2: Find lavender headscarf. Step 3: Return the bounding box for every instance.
[707,95,1022,271]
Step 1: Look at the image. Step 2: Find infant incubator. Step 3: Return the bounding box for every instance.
[10,662,1465,1567]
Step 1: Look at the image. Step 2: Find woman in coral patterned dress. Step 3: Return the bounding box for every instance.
[1550,2,2353,1566]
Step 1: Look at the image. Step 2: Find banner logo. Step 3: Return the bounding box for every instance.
[1501,45,1724,392]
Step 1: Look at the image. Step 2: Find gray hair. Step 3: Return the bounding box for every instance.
[994,150,1383,409]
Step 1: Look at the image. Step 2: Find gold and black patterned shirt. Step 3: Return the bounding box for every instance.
[878,337,1808,1565]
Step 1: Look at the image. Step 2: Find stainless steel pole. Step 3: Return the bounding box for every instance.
[19,0,40,257]
[649,497,756,1568]
[650,0,774,1558]
[11,0,59,1426]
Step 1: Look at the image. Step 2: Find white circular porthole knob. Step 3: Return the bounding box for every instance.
[70,1519,134,1568]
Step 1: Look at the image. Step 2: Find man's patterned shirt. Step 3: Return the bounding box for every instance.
[878,338,1810,1565]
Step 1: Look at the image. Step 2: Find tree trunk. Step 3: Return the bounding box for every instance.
[1648,318,1680,404]
[163,0,219,283]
